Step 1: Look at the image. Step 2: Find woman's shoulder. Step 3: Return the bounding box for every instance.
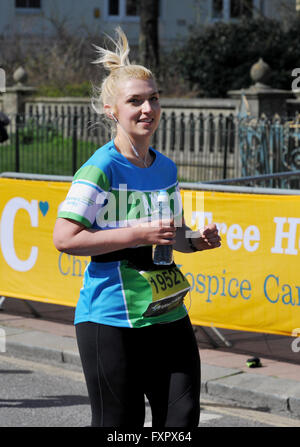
[82,140,116,172]
[88,140,115,167]
[73,141,114,190]
[151,147,177,171]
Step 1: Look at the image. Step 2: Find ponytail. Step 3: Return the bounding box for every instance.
[92,27,130,72]
[91,27,154,117]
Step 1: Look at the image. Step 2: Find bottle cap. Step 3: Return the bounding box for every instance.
[157,190,168,202]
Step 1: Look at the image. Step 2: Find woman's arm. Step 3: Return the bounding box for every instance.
[53,217,176,256]
[174,220,221,253]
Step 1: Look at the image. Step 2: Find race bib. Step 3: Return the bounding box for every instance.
[140,265,190,317]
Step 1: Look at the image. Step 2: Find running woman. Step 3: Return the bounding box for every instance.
[53,27,221,428]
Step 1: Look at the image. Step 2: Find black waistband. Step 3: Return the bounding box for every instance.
[91,245,177,271]
[91,246,153,269]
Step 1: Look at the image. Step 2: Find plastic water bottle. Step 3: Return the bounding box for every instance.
[152,190,174,265]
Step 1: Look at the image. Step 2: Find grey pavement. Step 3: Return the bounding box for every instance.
[1,311,300,421]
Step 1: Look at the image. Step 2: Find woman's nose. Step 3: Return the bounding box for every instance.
[141,100,152,113]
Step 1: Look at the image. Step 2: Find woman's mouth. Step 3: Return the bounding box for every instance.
[138,118,154,124]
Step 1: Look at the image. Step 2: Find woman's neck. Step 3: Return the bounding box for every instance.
[114,134,152,168]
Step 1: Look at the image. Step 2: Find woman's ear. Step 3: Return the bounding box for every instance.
[104,104,117,122]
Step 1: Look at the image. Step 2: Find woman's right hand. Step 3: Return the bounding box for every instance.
[135,219,176,246]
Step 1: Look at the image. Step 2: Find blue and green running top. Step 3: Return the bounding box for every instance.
[58,140,189,328]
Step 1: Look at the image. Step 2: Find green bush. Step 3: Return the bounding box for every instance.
[172,17,300,98]
[36,81,92,98]
[18,119,59,144]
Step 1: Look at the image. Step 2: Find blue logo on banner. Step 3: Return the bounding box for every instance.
[39,201,49,216]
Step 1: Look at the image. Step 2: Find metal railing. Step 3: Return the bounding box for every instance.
[238,114,300,178]
[203,170,300,190]
[0,111,239,181]
[2,170,300,195]
[2,111,300,187]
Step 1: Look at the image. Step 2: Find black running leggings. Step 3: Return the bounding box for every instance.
[76,315,200,427]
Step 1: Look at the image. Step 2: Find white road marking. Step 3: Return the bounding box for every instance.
[201,400,300,427]
[200,412,223,423]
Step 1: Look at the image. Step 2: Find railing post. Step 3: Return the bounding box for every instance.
[72,112,78,175]
[223,116,230,179]
[15,113,20,172]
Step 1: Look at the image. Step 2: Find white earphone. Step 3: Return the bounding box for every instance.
[110,112,118,123]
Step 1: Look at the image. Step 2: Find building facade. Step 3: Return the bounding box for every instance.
[0,0,297,48]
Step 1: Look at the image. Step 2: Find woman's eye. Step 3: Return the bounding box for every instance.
[128,97,159,104]
[129,98,141,104]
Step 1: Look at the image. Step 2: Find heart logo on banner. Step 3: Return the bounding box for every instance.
[39,201,49,216]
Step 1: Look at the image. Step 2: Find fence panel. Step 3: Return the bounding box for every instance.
[238,114,300,186]
[0,111,238,180]
[2,111,300,184]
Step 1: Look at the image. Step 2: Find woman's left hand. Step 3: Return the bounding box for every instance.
[192,223,221,251]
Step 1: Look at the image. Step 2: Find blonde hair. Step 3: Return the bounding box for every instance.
[92,27,154,115]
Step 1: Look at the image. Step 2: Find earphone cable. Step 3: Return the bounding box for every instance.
[111,112,149,168]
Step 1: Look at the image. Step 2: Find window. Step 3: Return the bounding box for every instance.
[230,0,253,18]
[15,0,41,8]
[212,0,223,19]
[211,0,255,20]
[107,0,140,20]
[109,0,119,15]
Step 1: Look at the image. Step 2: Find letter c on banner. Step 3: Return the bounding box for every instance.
[0,198,38,272]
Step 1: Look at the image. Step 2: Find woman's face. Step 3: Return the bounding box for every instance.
[113,78,161,142]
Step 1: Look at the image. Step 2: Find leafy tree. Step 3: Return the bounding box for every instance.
[139,0,160,73]
[172,17,300,97]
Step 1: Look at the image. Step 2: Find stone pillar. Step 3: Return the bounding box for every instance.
[2,67,36,116]
[227,58,293,117]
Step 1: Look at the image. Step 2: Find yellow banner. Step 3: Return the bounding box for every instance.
[177,189,300,336]
[0,178,87,307]
[0,177,299,336]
